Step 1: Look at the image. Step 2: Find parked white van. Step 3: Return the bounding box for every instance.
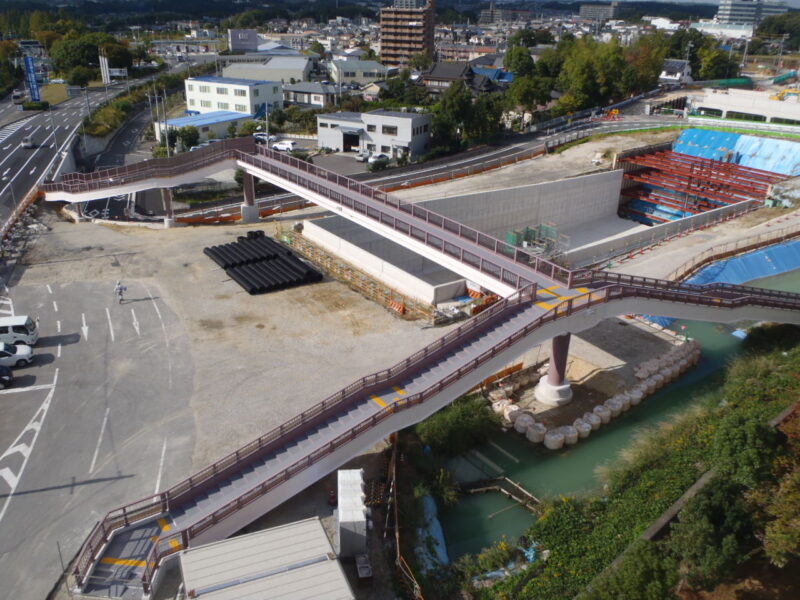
[0,316,39,345]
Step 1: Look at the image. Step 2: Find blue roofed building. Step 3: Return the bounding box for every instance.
[155,111,251,144]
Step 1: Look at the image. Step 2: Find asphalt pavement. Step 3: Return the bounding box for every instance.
[0,273,194,600]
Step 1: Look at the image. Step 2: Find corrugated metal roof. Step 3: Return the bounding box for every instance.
[189,75,277,86]
[180,517,353,600]
[166,111,247,127]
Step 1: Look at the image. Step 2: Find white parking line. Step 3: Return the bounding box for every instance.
[153,438,167,494]
[52,301,58,312]
[28,167,36,175]
[46,284,52,294]
[0,382,57,395]
[56,320,61,333]
[0,369,59,526]
[57,343,61,358]
[89,407,110,474]
[131,308,140,336]
[144,285,171,389]
[105,307,115,342]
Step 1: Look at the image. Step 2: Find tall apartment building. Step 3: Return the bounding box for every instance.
[380,0,435,68]
[578,2,619,20]
[716,0,787,25]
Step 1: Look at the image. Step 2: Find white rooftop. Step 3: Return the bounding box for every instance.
[179,517,354,600]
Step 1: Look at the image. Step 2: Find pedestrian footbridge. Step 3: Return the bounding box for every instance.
[42,139,800,599]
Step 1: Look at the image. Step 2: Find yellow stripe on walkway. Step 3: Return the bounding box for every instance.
[392,386,406,395]
[371,395,387,408]
[536,302,556,310]
[157,518,171,532]
[100,557,147,568]
[577,287,589,293]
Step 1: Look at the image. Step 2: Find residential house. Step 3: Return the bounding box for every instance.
[329,60,387,85]
[284,82,338,107]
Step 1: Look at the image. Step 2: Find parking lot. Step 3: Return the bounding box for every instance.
[0,208,445,598]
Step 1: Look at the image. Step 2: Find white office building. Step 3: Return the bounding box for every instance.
[328,60,387,85]
[223,56,313,84]
[716,0,787,25]
[316,109,431,159]
[185,76,283,117]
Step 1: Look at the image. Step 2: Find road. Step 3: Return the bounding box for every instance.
[0,276,195,599]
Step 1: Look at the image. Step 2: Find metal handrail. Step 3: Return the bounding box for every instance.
[139,281,800,592]
[70,282,539,587]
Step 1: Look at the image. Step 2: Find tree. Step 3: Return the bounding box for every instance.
[409,51,433,71]
[507,75,550,125]
[698,47,740,80]
[101,43,133,70]
[580,540,677,600]
[534,29,555,45]
[308,40,325,57]
[503,45,535,77]
[237,120,262,137]
[227,122,238,138]
[51,39,98,73]
[508,28,537,49]
[34,30,61,52]
[430,79,472,153]
[66,65,93,87]
[464,92,504,141]
[667,29,711,74]
[667,479,754,590]
[621,33,668,95]
[177,126,200,150]
[710,412,779,488]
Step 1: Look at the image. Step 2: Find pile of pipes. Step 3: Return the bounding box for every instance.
[490,340,701,451]
[204,230,322,295]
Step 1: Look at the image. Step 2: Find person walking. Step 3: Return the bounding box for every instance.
[114,281,127,304]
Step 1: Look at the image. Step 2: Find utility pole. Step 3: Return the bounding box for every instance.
[776,33,788,72]
[48,102,59,150]
[162,88,171,157]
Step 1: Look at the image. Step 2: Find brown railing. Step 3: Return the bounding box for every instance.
[137,280,800,593]
[71,282,539,588]
[42,138,255,194]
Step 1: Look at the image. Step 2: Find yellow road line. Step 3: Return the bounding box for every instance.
[392,386,406,395]
[100,557,147,568]
[371,395,387,408]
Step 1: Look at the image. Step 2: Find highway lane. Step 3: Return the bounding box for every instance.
[0,91,110,227]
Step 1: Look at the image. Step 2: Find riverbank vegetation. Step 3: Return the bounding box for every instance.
[409,324,799,599]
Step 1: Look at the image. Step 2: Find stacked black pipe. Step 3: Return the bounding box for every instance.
[204,230,322,295]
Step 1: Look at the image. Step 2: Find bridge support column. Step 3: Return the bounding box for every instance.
[240,172,259,223]
[161,188,174,228]
[534,333,573,407]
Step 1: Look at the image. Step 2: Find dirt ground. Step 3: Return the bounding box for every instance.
[678,556,800,600]
[395,129,681,203]
[19,207,447,471]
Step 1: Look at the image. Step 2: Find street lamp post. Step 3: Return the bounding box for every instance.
[48,103,59,150]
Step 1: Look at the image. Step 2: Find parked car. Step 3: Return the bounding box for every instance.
[50,78,65,84]
[0,342,33,367]
[254,133,279,145]
[0,366,13,390]
[354,151,370,162]
[21,136,35,149]
[368,153,390,164]
[272,140,296,152]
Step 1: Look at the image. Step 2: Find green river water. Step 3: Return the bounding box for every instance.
[440,268,800,560]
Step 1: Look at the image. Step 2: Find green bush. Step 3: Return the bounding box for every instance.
[415,395,500,457]
[22,100,50,111]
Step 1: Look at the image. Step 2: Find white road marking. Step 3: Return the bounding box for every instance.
[105,307,115,342]
[131,308,140,336]
[144,285,172,389]
[0,382,57,395]
[153,438,167,494]
[81,313,88,340]
[88,407,110,474]
[1,168,8,177]
[1,145,8,151]
[46,284,52,294]
[28,167,36,175]
[0,369,59,526]
[56,320,61,333]
[57,343,61,358]
[52,301,57,312]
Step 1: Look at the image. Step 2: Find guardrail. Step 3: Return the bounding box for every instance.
[71,281,539,588]
[136,278,800,593]
[665,221,800,281]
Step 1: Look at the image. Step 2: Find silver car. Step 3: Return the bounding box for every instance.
[0,342,33,367]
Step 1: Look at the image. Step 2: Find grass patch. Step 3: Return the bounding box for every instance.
[172,189,231,206]
[39,84,69,106]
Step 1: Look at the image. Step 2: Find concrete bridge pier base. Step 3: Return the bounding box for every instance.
[535,333,573,407]
[161,188,174,228]
[240,173,259,223]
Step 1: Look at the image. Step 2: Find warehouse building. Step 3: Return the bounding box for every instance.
[316,109,431,158]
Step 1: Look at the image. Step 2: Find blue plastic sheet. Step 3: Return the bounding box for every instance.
[415,495,450,572]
